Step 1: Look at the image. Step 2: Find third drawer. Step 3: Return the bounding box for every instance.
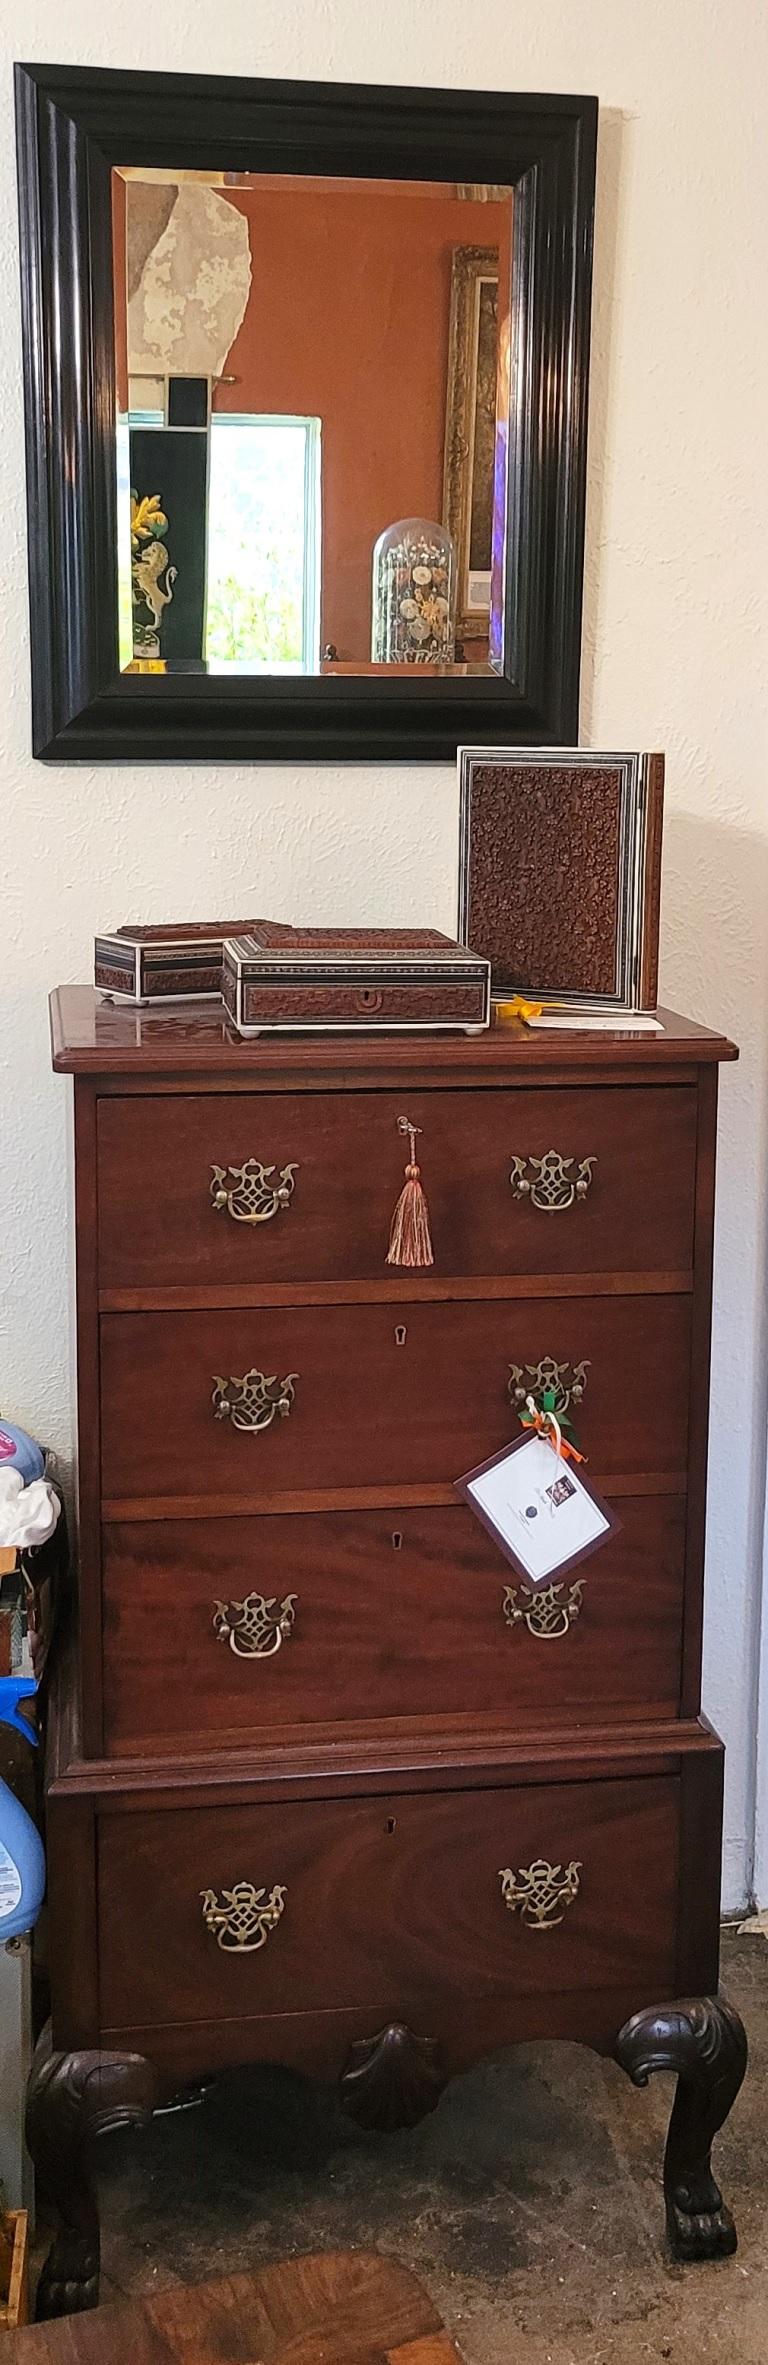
[100,1498,687,1753]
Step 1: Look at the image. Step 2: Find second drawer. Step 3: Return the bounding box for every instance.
[101,1499,686,1752]
[99,1296,692,1501]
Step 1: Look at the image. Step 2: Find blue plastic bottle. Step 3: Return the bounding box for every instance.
[0,1674,45,1941]
[0,1422,45,1487]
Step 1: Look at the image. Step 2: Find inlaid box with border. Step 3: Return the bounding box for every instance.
[222,924,491,1036]
[95,919,262,1004]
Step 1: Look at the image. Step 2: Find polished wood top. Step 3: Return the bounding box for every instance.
[50,986,737,1077]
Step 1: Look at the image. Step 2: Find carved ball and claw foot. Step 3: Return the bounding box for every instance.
[25,2022,158,2319]
[615,1995,748,2261]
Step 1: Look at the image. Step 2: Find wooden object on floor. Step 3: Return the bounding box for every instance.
[0,2211,29,2330]
[2,2250,464,2360]
[30,988,747,2318]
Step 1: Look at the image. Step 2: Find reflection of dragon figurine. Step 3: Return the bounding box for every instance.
[133,538,177,636]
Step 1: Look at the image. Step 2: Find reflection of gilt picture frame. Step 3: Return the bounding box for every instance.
[443,245,500,644]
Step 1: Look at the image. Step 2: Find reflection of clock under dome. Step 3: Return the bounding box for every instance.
[371,517,456,665]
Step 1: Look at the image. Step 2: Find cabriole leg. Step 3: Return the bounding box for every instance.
[25,2020,157,2318]
[615,1994,747,2259]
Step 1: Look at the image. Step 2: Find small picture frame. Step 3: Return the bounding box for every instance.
[457,747,665,1011]
[456,1430,621,1587]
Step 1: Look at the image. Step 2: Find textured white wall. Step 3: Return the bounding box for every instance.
[1,4,766,1909]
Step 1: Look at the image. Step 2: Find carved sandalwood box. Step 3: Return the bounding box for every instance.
[458,749,665,1011]
[222,923,491,1035]
[94,920,262,1003]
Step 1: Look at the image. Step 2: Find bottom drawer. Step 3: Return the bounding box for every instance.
[97,1774,680,2034]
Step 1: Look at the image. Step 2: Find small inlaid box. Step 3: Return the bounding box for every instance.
[94,920,261,1004]
[222,923,491,1036]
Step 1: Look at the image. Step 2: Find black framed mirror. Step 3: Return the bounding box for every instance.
[15,65,597,762]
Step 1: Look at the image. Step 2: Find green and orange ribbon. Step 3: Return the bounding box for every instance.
[518,1387,586,1465]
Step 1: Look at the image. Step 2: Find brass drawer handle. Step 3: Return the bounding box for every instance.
[508,1355,590,1419]
[210,1160,298,1223]
[499,1859,581,1930]
[510,1152,596,1211]
[503,1579,584,1640]
[200,1880,287,1953]
[212,1370,297,1430]
[213,1591,297,1657]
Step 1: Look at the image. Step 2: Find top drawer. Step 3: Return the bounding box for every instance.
[96,1086,698,1290]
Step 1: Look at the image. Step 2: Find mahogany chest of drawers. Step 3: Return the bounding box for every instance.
[29,989,747,2319]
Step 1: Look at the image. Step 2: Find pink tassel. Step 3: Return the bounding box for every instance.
[387,1119,434,1269]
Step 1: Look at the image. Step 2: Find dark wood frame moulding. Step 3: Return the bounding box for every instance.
[15,64,597,762]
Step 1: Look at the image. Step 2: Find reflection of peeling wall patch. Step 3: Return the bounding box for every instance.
[128,184,252,378]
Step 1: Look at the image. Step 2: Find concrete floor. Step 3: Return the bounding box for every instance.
[74,1929,765,2363]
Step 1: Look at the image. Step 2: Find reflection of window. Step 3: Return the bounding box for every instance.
[205,416,321,672]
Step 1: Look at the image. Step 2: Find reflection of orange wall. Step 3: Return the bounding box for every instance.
[215,187,508,660]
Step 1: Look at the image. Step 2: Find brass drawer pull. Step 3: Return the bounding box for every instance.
[212,1369,297,1430]
[210,1159,298,1224]
[503,1579,584,1640]
[213,1591,297,1657]
[499,1859,581,1930]
[510,1152,596,1211]
[508,1355,589,1419]
[200,1880,287,1953]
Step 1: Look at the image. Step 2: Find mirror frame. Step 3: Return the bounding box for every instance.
[15,64,597,763]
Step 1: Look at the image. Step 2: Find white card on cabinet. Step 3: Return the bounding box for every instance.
[456,1431,619,1586]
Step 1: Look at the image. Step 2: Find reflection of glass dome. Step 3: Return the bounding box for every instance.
[372,518,456,665]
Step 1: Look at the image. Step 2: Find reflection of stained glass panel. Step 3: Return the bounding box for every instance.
[129,428,208,659]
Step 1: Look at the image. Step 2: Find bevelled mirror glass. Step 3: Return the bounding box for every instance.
[115,170,510,680]
[15,67,596,760]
